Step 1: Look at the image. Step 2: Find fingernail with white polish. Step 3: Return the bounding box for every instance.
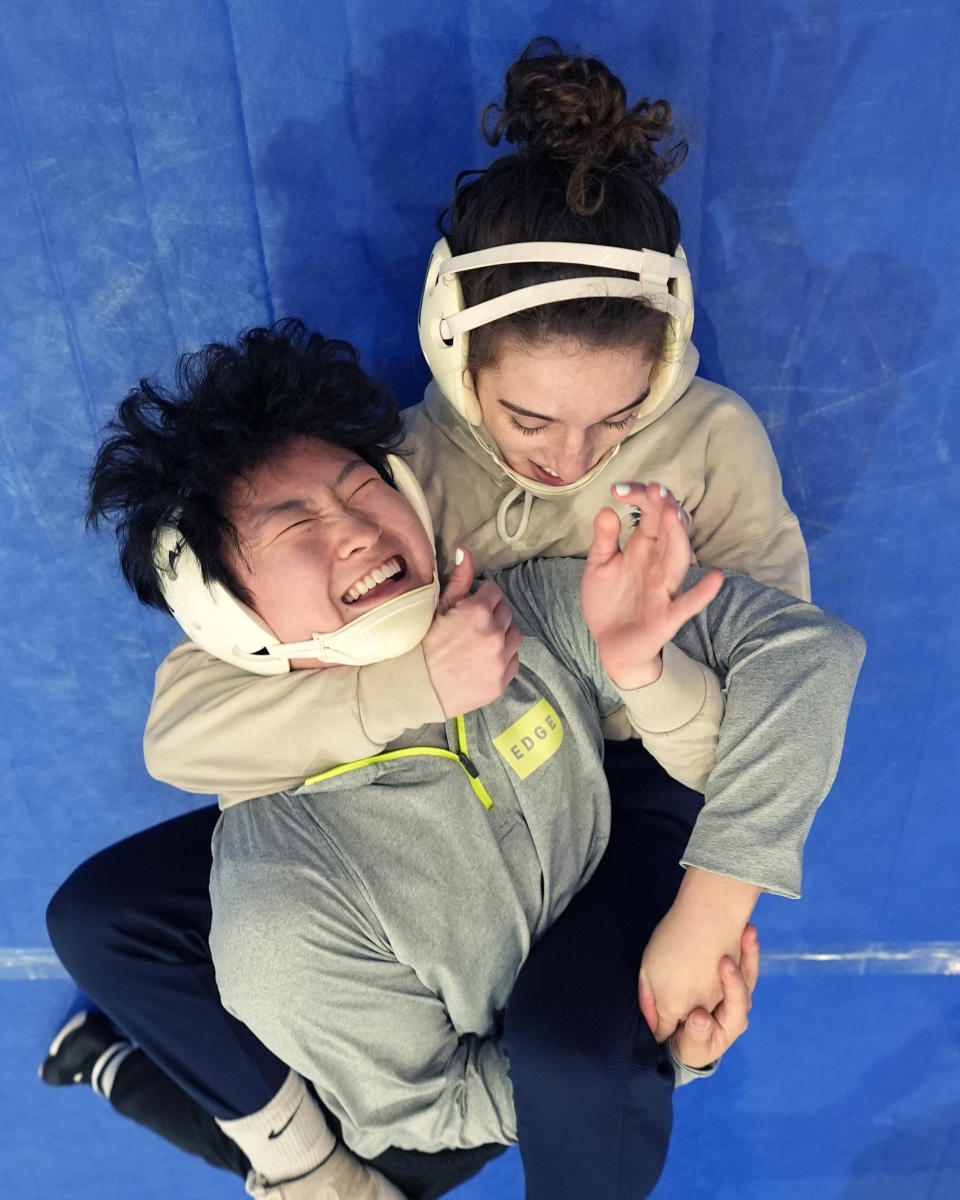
[613,482,631,497]
[659,484,669,498]
[455,546,464,565]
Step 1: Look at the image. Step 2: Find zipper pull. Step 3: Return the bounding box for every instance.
[455,749,494,810]
[456,750,480,778]
[454,713,494,809]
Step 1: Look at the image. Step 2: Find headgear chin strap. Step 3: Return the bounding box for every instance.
[153,455,440,675]
[418,237,695,498]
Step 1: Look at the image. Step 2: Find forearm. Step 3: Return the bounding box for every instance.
[145,639,444,799]
[612,643,724,792]
[673,866,760,934]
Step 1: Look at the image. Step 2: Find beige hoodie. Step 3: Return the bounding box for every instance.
[144,345,809,800]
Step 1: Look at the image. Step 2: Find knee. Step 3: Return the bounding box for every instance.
[504,970,665,1091]
[46,852,127,979]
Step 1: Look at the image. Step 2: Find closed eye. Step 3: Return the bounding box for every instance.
[509,417,547,437]
[282,518,317,534]
[346,476,380,498]
[602,413,635,431]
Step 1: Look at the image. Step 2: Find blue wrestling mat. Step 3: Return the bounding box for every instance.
[1,2,958,1196]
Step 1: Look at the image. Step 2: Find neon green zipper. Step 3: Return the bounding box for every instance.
[303,713,494,810]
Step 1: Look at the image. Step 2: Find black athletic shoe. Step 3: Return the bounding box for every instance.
[39,1009,128,1088]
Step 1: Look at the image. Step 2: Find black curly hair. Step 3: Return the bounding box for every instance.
[87,319,404,612]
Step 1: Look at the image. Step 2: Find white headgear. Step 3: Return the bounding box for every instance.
[418,237,695,498]
[153,455,440,675]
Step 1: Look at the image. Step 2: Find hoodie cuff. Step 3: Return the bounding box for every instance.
[667,1036,719,1087]
[613,641,716,734]
[358,646,445,743]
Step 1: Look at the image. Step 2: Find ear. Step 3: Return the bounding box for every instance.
[460,363,484,426]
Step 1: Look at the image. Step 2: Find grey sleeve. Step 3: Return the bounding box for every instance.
[210,818,516,1159]
[495,557,865,899]
[666,1039,719,1087]
[491,558,621,712]
[672,568,866,897]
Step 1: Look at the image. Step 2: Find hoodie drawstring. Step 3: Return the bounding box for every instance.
[495,487,535,543]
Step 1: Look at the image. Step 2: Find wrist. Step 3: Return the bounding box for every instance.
[600,649,663,691]
[362,647,445,736]
[674,867,760,930]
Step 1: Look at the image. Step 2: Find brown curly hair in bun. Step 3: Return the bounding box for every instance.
[438,39,688,376]
[481,36,686,216]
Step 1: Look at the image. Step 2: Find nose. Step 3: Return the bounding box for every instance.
[554,432,595,483]
[333,507,381,558]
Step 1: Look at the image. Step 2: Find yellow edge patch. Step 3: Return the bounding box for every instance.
[492,697,564,781]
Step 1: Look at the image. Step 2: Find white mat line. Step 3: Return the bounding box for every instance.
[4,943,960,980]
[760,943,960,975]
[0,949,70,979]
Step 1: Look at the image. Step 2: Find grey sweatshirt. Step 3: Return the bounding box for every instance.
[209,559,864,1159]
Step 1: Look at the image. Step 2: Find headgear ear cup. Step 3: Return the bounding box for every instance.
[387,454,436,548]
[154,522,289,675]
[644,244,695,414]
[418,239,484,425]
[153,454,439,675]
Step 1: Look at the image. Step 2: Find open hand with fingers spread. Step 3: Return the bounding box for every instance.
[422,545,523,717]
[581,481,724,690]
[670,925,760,1071]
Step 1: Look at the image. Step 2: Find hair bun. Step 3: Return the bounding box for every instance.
[482,38,686,214]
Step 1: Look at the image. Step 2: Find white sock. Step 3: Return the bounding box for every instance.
[215,1069,337,1184]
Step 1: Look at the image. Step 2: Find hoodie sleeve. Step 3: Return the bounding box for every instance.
[684,390,811,601]
[495,557,864,898]
[671,567,865,896]
[609,640,725,792]
[143,639,445,800]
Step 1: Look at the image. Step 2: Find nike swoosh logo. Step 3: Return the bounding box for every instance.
[268,1096,303,1139]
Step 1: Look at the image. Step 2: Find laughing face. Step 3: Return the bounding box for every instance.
[222,437,435,669]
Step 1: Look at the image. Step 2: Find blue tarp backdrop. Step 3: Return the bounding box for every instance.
[1,2,958,1197]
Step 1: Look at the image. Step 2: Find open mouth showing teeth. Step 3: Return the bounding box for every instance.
[342,556,406,604]
[535,463,560,477]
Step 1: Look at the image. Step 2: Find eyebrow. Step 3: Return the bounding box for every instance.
[498,391,650,423]
[333,457,370,488]
[250,497,311,531]
[249,458,371,530]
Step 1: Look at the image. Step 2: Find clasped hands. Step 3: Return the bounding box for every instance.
[643,900,760,1071]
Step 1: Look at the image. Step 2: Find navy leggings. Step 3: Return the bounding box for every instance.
[47,742,701,1199]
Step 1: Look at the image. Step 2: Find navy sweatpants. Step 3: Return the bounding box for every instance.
[46,743,701,1199]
